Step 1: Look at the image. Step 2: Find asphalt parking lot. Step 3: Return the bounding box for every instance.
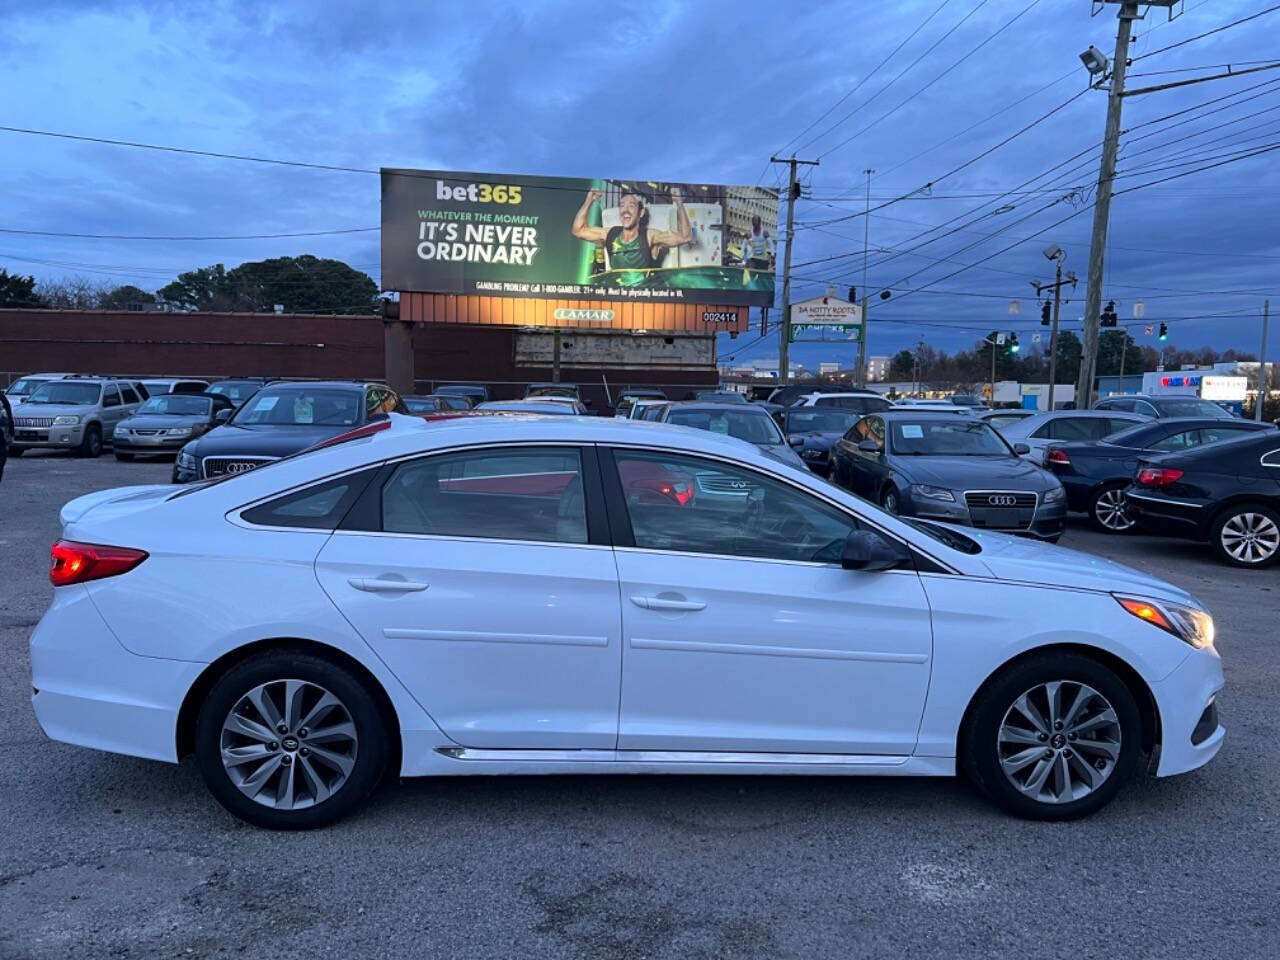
[1,451,1277,960]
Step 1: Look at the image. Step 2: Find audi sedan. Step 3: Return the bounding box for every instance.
[31,415,1222,829]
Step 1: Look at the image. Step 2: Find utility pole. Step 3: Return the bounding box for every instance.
[770,154,819,385]
[856,168,874,388]
[1035,256,1073,411]
[1077,1,1139,411]
[1118,327,1128,384]
[1257,299,1271,421]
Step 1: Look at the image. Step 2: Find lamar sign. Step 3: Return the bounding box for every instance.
[790,295,862,342]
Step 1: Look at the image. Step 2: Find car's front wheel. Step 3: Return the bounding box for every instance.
[1089,484,1135,533]
[76,424,102,458]
[194,651,388,830]
[1210,503,1280,568]
[880,486,900,514]
[961,652,1141,820]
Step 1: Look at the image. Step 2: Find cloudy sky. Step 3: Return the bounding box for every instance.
[3,0,1277,368]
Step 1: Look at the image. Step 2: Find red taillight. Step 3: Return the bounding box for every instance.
[304,418,392,452]
[1136,466,1184,488]
[50,540,148,587]
[1046,448,1070,466]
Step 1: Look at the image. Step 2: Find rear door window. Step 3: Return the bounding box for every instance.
[120,385,140,405]
[102,384,120,408]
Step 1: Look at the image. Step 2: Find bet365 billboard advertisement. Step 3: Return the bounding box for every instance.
[381,168,778,307]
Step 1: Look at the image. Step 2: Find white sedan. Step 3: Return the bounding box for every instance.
[31,414,1223,829]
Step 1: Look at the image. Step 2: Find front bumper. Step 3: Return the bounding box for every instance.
[113,435,187,455]
[30,586,203,763]
[1149,644,1224,778]
[905,493,1067,540]
[13,424,85,449]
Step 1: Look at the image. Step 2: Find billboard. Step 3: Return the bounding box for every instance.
[382,168,778,307]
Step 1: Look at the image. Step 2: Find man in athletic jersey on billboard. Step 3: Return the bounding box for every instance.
[571,186,692,277]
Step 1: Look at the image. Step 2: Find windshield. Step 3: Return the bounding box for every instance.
[785,410,859,434]
[695,392,747,404]
[526,386,577,398]
[137,395,212,416]
[403,397,443,413]
[208,381,259,403]
[7,377,55,397]
[232,389,360,426]
[890,418,1010,456]
[667,409,784,444]
[1158,398,1232,418]
[26,381,101,405]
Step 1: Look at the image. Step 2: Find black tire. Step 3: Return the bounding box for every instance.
[1209,502,1280,568]
[114,452,135,462]
[1088,483,1136,534]
[880,486,900,514]
[76,424,102,458]
[8,445,25,457]
[961,651,1142,821]
[194,650,389,830]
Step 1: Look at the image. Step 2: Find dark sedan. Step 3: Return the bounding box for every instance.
[830,411,1066,540]
[1125,430,1280,567]
[780,407,861,477]
[403,394,472,414]
[1094,394,1235,420]
[1046,417,1275,532]
[113,393,234,461]
[206,378,266,408]
[174,381,406,482]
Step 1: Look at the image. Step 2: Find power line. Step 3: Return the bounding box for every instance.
[0,226,379,241]
[1132,3,1280,63]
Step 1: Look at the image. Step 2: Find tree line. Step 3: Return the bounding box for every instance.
[0,255,381,315]
[887,329,1256,387]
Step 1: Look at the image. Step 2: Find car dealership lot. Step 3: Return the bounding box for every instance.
[2,453,1277,959]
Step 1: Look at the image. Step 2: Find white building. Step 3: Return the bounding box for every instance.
[866,356,890,382]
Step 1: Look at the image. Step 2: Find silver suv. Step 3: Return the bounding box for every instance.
[10,376,144,458]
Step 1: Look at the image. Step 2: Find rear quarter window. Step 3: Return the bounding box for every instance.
[240,469,379,529]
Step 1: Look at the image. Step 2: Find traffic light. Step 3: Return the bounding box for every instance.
[1041,300,1051,325]
[848,286,857,304]
[1009,333,1020,354]
[1159,323,1168,341]
[1101,300,1118,327]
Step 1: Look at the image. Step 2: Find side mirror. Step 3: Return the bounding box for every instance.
[788,435,805,448]
[841,529,911,572]
[1013,442,1030,455]
[214,409,232,424]
[857,439,881,454]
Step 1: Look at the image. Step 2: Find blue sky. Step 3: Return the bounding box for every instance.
[2,0,1277,369]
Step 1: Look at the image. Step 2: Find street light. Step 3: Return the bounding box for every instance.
[1079,46,1109,77]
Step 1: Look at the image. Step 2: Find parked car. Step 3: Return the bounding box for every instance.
[525,382,581,400]
[829,410,1066,541]
[9,376,143,458]
[613,388,667,418]
[1125,430,1280,567]
[140,378,210,396]
[779,407,862,477]
[435,384,490,405]
[658,402,805,468]
[402,394,473,414]
[173,380,406,482]
[978,408,1037,430]
[949,394,987,408]
[4,372,74,407]
[476,399,589,415]
[891,399,973,414]
[692,390,748,404]
[1094,395,1235,420]
[792,391,891,415]
[627,398,669,420]
[1046,418,1275,533]
[113,393,235,462]
[206,378,266,408]
[996,410,1150,465]
[766,383,845,407]
[33,412,1223,828]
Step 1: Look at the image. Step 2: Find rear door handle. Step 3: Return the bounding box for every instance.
[348,577,429,593]
[630,595,706,612]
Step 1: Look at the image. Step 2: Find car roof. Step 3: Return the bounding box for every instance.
[666,402,772,413]
[880,409,983,420]
[256,380,372,392]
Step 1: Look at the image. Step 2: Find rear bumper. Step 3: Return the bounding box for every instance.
[1150,645,1225,778]
[30,586,203,763]
[1124,488,1206,540]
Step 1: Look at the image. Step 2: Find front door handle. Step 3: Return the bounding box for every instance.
[630,595,706,612]
[348,577,429,593]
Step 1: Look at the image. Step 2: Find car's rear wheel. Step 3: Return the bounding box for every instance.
[961,652,1141,820]
[76,424,102,458]
[1210,503,1280,568]
[194,651,388,830]
[1089,484,1135,533]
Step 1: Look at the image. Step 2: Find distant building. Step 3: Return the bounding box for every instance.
[866,355,890,382]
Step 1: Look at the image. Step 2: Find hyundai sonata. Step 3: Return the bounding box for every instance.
[31,414,1223,828]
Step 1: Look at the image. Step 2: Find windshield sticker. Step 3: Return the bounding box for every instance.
[901,424,924,439]
[255,396,279,411]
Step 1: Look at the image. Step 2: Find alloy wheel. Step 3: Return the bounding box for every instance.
[1094,488,1134,532]
[997,681,1121,805]
[882,490,898,514]
[220,679,358,810]
[1220,512,1280,565]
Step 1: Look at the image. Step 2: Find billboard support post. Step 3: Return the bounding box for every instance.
[382,299,414,397]
[771,155,819,385]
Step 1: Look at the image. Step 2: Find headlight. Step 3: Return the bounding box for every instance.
[114,426,129,436]
[163,427,193,437]
[177,449,197,470]
[52,415,81,426]
[910,484,955,502]
[1116,595,1215,648]
[1043,485,1065,503]
[801,448,825,459]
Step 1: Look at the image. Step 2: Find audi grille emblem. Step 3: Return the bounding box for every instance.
[987,494,1017,507]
